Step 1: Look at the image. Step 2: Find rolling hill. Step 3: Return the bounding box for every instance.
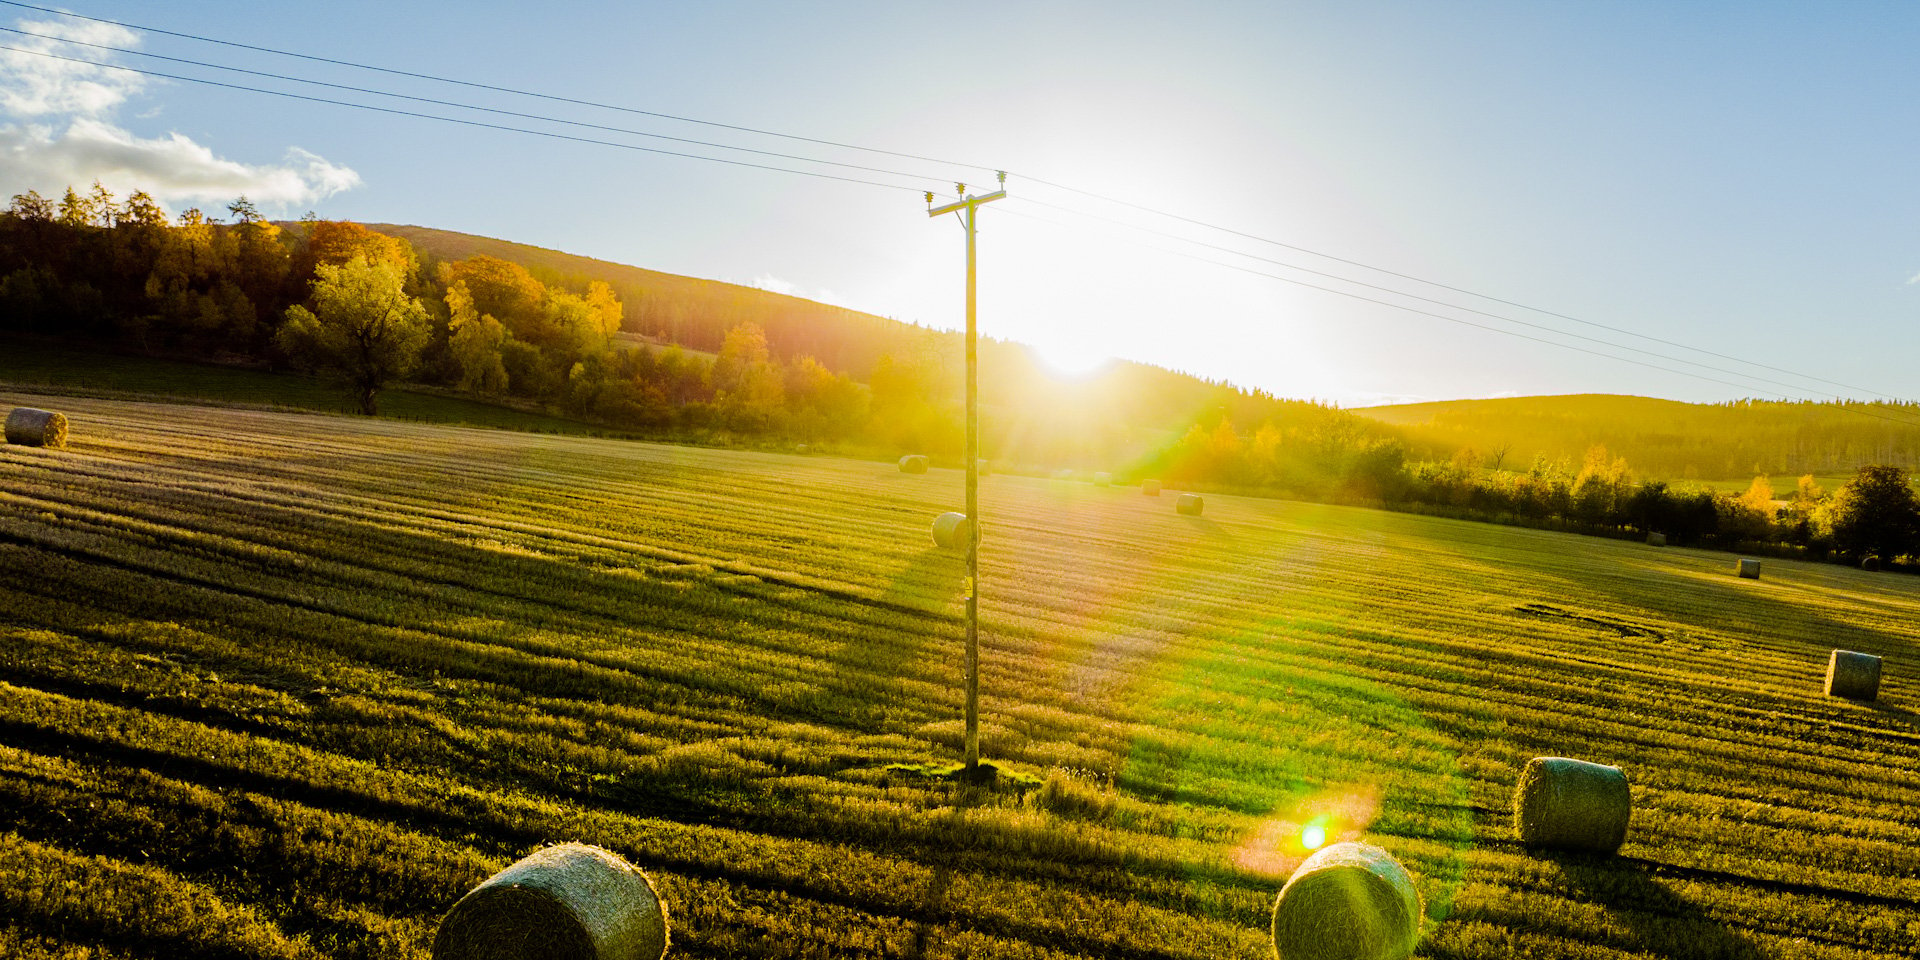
[1357,393,1920,481]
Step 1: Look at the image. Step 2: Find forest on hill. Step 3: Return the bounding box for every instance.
[1358,393,1920,481]
[0,185,1396,490]
[7,184,1920,567]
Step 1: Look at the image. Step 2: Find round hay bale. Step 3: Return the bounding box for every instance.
[1860,556,1880,571]
[1141,479,1162,496]
[1645,532,1666,547]
[1093,471,1112,487]
[5,408,68,448]
[1512,756,1631,853]
[1825,649,1882,700]
[1176,493,1204,516]
[931,512,974,550]
[1736,558,1761,579]
[1051,468,1075,481]
[976,459,991,476]
[898,454,929,474]
[795,443,810,455]
[433,842,668,960]
[1270,841,1421,960]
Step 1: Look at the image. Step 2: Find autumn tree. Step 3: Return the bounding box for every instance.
[712,322,785,424]
[1824,465,1920,561]
[303,220,416,275]
[445,280,509,394]
[439,255,546,342]
[276,256,431,415]
[1722,474,1778,541]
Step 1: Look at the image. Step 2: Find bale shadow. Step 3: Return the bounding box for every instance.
[1865,699,1920,730]
[1544,849,1763,960]
[1175,514,1232,541]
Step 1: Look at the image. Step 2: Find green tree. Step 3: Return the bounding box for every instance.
[276,256,431,415]
[1824,465,1920,561]
[712,322,785,425]
[445,280,509,395]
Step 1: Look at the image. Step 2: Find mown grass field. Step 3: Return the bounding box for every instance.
[1,390,1916,960]
[0,339,593,435]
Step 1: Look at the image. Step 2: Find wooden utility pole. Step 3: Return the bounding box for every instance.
[927,173,1006,777]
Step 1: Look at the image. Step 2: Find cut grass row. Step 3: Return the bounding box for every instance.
[0,390,1916,958]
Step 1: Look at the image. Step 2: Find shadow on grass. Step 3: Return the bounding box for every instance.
[1544,849,1762,960]
[815,546,961,730]
[1176,514,1232,541]
[1864,698,1920,731]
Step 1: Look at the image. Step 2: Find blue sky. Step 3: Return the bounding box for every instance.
[1,1,1916,407]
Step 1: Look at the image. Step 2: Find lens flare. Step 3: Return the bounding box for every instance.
[1301,818,1328,850]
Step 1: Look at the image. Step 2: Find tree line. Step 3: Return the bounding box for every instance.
[0,185,1357,459]
[6,184,1917,568]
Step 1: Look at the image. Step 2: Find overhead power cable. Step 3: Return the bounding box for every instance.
[0,24,962,187]
[0,44,936,196]
[1010,194,1840,400]
[998,203,1920,430]
[0,0,1001,178]
[1013,174,1905,403]
[8,1,1910,417]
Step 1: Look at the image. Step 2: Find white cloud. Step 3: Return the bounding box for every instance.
[0,119,360,207]
[1347,391,1436,408]
[745,274,853,309]
[750,274,800,297]
[0,15,360,212]
[0,18,144,117]
[1907,270,1920,285]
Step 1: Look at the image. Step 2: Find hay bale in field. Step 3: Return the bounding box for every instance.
[1860,556,1880,572]
[433,842,668,960]
[1825,649,1882,700]
[1093,471,1112,487]
[1737,558,1761,579]
[1176,493,1204,516]
[795,443,810,455]
[1051,468,1075,481]
[931,512,974,550]
[976,458,991,476]
[1512,756,1631,854]
[898,454,929,474]
[5,408,68,448]
[1645,532,1666,547]
[1270,841,1421,960]
[1141,479,1162,496]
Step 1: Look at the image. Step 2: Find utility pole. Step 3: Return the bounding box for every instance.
[928,172,1006,778]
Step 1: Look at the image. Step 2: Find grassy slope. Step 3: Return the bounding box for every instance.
[0,391,1916,959]
[1356,393,1920,481]
[0,339,601,436]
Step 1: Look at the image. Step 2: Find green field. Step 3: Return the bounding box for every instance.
[0,340,596,435]
[1,391,1916,959]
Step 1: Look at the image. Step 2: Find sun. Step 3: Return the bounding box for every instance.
[1034,339,1113,378]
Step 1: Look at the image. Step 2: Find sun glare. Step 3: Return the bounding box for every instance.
[1034,340,1112,378]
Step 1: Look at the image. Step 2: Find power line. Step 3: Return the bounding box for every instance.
[1008,194,1844,400]
[1012,174,1906,402]
[7,2,1907,417]
[0,0,1000,178]
[996,203,1920,431]
[0,43,937,196]
[0,24,964,187]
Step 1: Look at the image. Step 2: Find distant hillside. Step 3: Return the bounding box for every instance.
[369,223,919,379]
[368,223,1395,469]
[1356,393,1920,480]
